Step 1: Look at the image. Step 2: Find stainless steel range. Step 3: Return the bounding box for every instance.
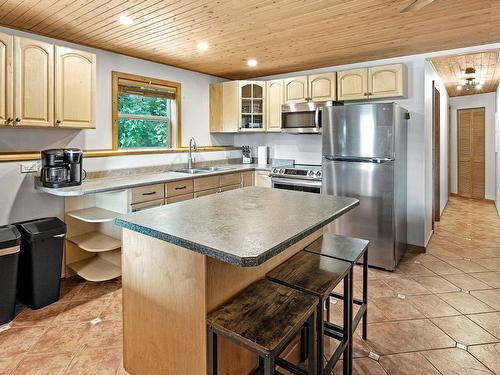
[270,165,322,194]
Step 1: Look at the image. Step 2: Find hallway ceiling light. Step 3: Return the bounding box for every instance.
[457,67,483,92]
[247,59,258,67]
[118,16,133,26]
[197,42,209,51]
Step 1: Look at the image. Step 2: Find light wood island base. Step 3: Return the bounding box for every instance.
[121,228,323,375]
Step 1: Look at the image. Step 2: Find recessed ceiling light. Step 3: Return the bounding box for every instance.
[197,42,209,51]
[457,85,462,91]
[479,80,485,85]
[247,59,258,67]
[118,16,133,26]
[476,84,483,90]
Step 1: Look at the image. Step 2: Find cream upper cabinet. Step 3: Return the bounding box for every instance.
[368,64,407,99]
[266,79,283,132]
[284,76,307,103]
[209,81,239,132]
[308,73,336,101]
[55,46,96,128]
[14,36,54,127]
[337,68,368,101]
[338,64,407,101]
[239,81,265,131]
[0,33,13,126]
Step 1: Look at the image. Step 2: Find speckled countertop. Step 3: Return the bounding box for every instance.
[114,187,359,267]
[35,163,275,196]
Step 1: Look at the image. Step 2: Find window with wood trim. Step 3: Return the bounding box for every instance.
[112,72,181,149]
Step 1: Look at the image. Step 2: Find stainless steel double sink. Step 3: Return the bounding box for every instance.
[174,166,236,175]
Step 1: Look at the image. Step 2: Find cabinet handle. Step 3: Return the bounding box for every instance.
[142,192,157,196]
[55,120,61,126]
[14,118,21,124]
[5,118,13,125]
[175,186,187,190]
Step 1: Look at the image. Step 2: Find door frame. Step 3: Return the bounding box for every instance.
[432,81,441,227]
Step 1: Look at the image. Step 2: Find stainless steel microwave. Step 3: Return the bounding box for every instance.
[281,101,343,134]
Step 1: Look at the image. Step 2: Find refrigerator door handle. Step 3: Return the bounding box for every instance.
[324,156,395,163]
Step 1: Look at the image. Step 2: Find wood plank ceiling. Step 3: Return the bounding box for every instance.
[1,0,500,79]
[430,51,500,97]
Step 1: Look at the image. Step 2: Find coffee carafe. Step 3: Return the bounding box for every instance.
[40,149,84,188]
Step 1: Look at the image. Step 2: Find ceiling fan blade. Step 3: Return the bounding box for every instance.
[401,0,435,12]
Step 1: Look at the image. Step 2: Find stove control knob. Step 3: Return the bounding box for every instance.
[272,168,278,174]
[316,170,322,177]
[307,170,314,176]
[279,168,285,174]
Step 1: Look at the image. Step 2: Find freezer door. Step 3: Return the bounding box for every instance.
[322,159,396,270]
[322,103,395,159]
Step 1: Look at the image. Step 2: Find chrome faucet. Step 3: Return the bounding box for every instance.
[188,137,197,169]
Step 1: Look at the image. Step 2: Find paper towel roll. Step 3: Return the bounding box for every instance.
[257,146,268,165]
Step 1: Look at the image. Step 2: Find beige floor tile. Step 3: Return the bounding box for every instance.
[87,320,123,348]
[431,316,498,345]
[406,294,461,318]
[438,292,495,314]
[13,353,73,375]
[30,322,92,354]
[471,289,500,310]
[442,274,492,292]
[471,272,500,288]
[422,348,493,374]
[412,276,461,294]
[371,297,425,321]
[11,302,68,328]
[365,279,397,298]
[445,259,489,273]
[395,262,435,277]
[469,343,500,374]
[333,357,387,375]
[0,326,46,357]
[384,277,431,296]
[53,297,108,324]
[474,258,500,272]
[467,312,500,339]
[423,260,463,275]
[379,352,440,375]
[0,356,23,374]
[66,346,122,375]
[73,281,121,301]
[364,319,455,355]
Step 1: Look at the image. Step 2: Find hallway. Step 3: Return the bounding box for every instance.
[330,196,500,374]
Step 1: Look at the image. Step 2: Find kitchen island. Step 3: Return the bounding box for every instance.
[114,187,359,374]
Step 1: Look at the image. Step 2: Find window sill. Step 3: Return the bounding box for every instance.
[0,146,239,162]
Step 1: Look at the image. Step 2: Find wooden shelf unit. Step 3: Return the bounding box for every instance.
[67,250,121,282]
[67,231,121,252]
[67,207,120,223]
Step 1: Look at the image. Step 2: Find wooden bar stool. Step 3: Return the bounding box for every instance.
[305,234,369,338]
[267,251,353,375]
[207,278,318,375]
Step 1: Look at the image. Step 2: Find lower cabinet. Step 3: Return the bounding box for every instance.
[166,193,194,204]
[254,171,272,187]
[242,171,254,187]
[130,198,164,212]
[194,188,219,198]
[221,184,241,192]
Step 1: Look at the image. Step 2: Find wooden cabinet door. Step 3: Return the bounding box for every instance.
[368,64,406,99]
[254,171,271,187]
[266,79,283,131]
[14,36,54,127]
[0,33,13,126]
[55,46,96,128]
[222,81,239,132]
[241,171,254,187]
[284,76,307,103]
[337,68,367,101]
[308,73,336,101]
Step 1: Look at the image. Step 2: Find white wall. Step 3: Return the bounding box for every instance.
[495,86,500,214]
[449,93,496,200]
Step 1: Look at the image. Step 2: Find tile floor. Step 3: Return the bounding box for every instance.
[1,196,499,374]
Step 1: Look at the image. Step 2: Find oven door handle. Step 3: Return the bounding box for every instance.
[271,177,322,188]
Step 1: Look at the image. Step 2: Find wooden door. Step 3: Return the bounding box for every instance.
[337,68,367,101]
[308,73,336,102]
[368,64,406,99]
[0,33,13,126]
[458,108,485,199]
[284,76,307,103]
[266,79,283,131]
[55,46,96,128]
[14,36,54,127]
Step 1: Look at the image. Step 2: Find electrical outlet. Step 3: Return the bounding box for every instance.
[20,161,40,173]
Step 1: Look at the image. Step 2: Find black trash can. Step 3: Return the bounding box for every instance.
[15,218,66,309]
[0,225,21,325]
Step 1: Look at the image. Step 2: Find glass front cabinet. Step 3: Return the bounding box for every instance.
[239,81,265,131]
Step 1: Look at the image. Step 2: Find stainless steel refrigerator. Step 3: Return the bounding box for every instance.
[322,103,408,270]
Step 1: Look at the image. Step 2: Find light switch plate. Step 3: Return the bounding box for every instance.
[20,161,40,173]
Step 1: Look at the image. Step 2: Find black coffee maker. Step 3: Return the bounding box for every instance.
[40,149,84,188]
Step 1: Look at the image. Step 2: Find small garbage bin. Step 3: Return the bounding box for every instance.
[0,225,21,325]
[15,217,66,309]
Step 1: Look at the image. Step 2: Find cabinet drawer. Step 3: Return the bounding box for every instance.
[220,172,241,187]
[220,184,240,192]
[194,188,219,198]
[131,184,165,204]
[166,179,194,197]
[166,193,194,204]
[194,175,219,192]
[130,198,164,212]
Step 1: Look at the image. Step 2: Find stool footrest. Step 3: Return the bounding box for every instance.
[329,292,363,306]
[275,358,308,375]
